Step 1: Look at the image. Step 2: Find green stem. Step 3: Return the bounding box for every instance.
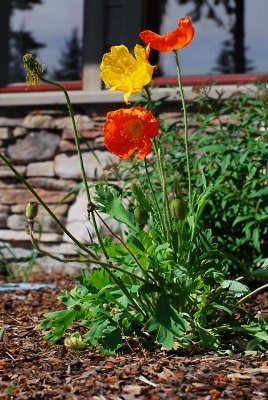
[0,152,97,258]
[95,210,154,283]
[157,144,173,236]
[173,50,192,214]
[144,158,165,236]
[144,85,173,243]
[41,77,109,260]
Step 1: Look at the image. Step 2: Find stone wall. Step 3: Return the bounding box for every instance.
[0,109,119,262]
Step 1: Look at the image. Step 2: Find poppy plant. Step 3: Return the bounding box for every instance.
[139,17,194,52]
[100,45,154,104]
[103,106,158,159]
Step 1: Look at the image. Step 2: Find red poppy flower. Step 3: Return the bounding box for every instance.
[104,107,158,159]
[139,17,194,52]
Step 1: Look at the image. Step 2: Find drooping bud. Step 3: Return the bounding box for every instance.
[170,198,186,221]
[23,53,44,86]
[134,206,149,227]
[25,202,38,220]
[25,202,38,234]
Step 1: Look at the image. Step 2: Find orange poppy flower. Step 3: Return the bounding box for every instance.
[103,107,158,159]
[139,17,194,52]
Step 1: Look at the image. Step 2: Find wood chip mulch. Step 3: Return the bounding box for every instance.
[0,271,267,400]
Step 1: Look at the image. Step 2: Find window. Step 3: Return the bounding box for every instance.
[157,0,268,77]
[0,0,266,103]
[8,0,83,83]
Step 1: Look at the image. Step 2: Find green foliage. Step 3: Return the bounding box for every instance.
[111,84,268,269]
[13,57,263,354]
[191,85,268,266]
[94,184,137,231]
[39,210,267,352]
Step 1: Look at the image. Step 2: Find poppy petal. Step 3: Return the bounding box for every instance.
[139,17,194,52]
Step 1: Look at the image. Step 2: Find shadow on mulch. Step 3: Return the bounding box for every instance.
[0,271,267,400]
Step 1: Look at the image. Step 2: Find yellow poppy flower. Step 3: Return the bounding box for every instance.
[100,44,154,104]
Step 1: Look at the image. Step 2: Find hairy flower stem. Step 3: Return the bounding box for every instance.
[144,158,165,237]
[94,210,154,283]
[173,50,192,214]
[41,77,109,260]
[0,152,96,258]
[235,283,268,307]
[144,86,173,244]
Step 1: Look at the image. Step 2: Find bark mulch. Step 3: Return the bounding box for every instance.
[0,271,267,400]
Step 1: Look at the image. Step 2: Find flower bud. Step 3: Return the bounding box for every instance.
[170,198,186,221]
[64,333,87,350]
[134,206,148,227]
[25,202,38,220]
[23,53,44,86]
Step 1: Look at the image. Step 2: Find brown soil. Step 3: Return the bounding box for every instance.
[0,272,267,400]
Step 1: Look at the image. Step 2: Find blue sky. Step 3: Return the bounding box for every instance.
[11,0,268,77]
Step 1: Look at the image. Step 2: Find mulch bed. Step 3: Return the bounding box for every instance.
[0,271,267,400]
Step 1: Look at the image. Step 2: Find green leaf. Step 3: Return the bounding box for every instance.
[84,316,110,346]
[208,303,233,315]
[38,308,79,344]
[222,280,249,297]
[100,325,122,354]
[132,184,152,211]
[248,186,268,198]
[196,324,220,350]
[255,331,268,341]
[252,228,261,252]
[198,144,227,153]
[94,184,137,231]
[251,258,268,282]
[145,295,188,348]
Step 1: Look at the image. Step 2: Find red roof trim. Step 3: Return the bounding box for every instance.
[0,73,267,93]
[153,73,268,86]
[0,81,82,93]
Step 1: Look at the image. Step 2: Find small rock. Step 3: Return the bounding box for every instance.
[13,126,28,137]
[62,128,102,140]
[54,150,116,180]
[0,127,12,140]
[53,114,94,130]
[0,187,75,204]
[0,117,23,127]
[7,213,66,233]
[0,213,7,228]
[59,139,88,152]
[27,177,75,191]
[22,114,53,129]
[0,229,62,242]
[7,131,60,163]
[41,242,78,256]
[10,203,68,216]
[0,165,26,178]
[26,161,54,177]
[0,205,9,213]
